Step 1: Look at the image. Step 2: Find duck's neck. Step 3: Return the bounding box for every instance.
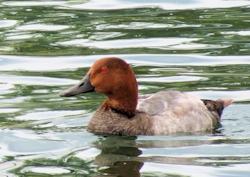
[100,64,138,118]
[102,85,138,118]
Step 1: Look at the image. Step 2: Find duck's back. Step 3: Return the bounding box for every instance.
[137,91,216,134]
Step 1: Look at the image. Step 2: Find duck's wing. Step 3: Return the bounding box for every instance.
[137,91,220,134]
[137,94,167,116]
[137,91,207,117]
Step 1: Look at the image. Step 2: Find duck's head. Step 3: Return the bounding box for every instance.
[60,57,138,117]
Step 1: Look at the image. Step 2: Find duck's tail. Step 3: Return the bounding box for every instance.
[202,98,233,119]
[217,99,234,107]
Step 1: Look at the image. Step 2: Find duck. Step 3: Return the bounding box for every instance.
[60,57,233,136]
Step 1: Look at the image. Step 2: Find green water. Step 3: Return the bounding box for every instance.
[1,1,250,177]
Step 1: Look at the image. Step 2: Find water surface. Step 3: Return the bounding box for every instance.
[0,0,250,177]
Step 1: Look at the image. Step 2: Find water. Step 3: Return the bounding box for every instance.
[0,0,250,176]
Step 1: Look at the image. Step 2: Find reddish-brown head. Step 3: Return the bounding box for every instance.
[60,57,138,117]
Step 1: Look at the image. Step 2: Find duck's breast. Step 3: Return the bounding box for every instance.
[88,107,154,135]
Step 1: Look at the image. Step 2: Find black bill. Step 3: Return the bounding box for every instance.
[60,74,94,97]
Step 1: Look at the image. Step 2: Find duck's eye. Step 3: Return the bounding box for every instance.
[100,66,109,74]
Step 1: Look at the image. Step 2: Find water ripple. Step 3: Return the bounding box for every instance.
[138,76,207,83]
[222,31,250,36]
[15,110,85,121]
[55,38,199,49]
[0,20,18,29]
[0,75,76,86]
[63,0,250,10]
[0,1,250,176]
[142,163,250,177]
[16,24,70,32]
[20,166,71,175]
[2,1,66,7]
[1,55,250,71]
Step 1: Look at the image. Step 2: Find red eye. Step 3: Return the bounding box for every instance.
[100,66,108,74]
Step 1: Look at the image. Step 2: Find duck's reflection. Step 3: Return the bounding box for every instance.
[93,136,143,177]
[91,135,205,177]
[90,134,238,177]
[101,161,143,177]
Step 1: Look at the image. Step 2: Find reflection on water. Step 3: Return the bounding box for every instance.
[16,24,70,32]
[0,20,18,29]
[1,0,250,55]
[1,55,250,177]
[0,0,250,177]
[63,0,250,10]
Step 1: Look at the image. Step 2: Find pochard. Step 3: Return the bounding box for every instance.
[60,57,233,136]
